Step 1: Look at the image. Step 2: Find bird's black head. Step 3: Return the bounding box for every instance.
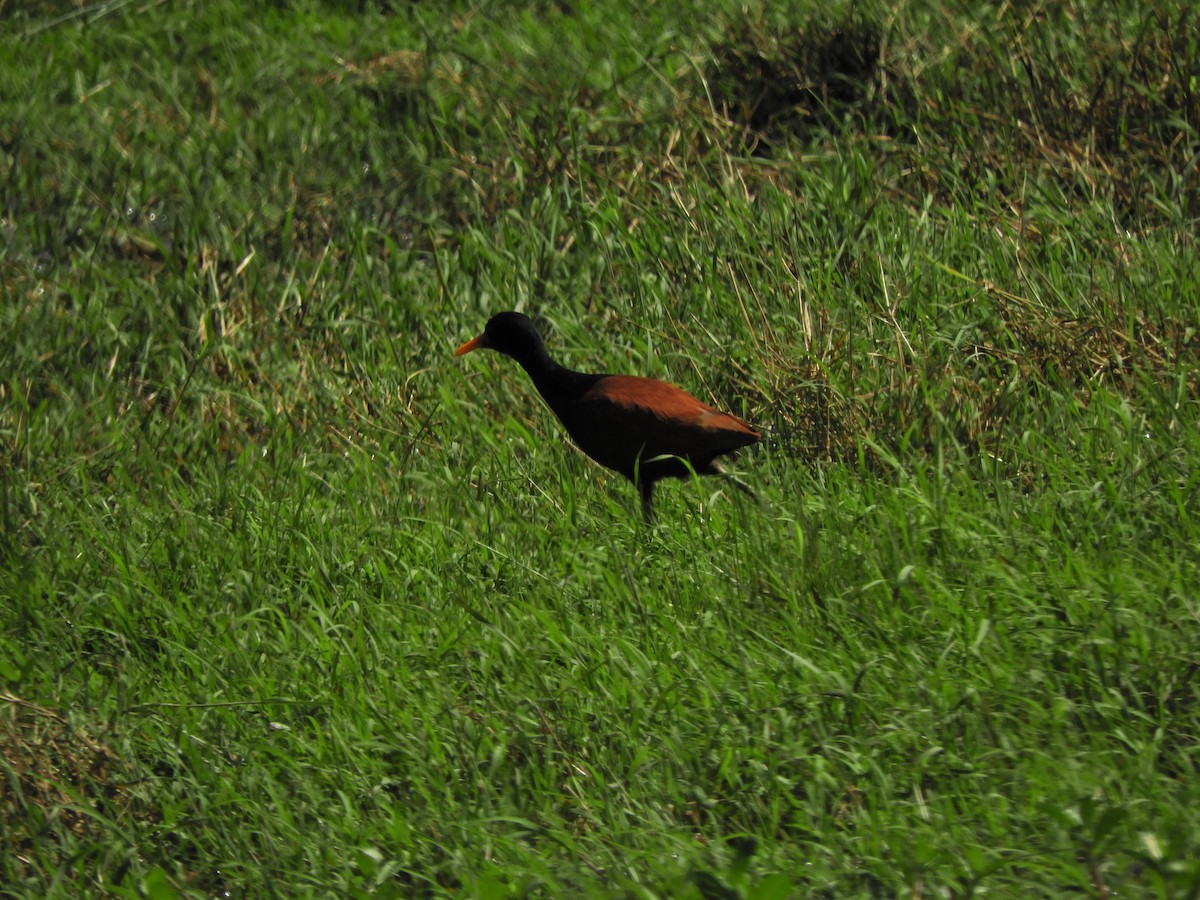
[455,312,548,364]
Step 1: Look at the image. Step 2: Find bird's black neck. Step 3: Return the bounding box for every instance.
[510,347,602,419]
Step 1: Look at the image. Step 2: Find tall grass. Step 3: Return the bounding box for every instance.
[2,0,1198,896]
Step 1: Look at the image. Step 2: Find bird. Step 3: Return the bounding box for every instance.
[455,311,760,519]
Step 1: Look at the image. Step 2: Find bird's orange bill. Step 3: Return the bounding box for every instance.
[455,334,486,356]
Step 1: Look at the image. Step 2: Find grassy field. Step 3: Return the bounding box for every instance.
[2,0,1199,896]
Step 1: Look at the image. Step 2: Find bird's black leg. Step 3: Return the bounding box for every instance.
[722,473,758,501]
[708,461,759,505]
[639,480,655,523]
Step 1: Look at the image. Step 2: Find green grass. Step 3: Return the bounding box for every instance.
[2,0,1199,896]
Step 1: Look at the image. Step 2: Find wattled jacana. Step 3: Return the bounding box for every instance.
[456,312,760,519]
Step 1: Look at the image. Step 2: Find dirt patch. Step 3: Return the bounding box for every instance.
[707,18,893,152]
[1,693,142,881]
